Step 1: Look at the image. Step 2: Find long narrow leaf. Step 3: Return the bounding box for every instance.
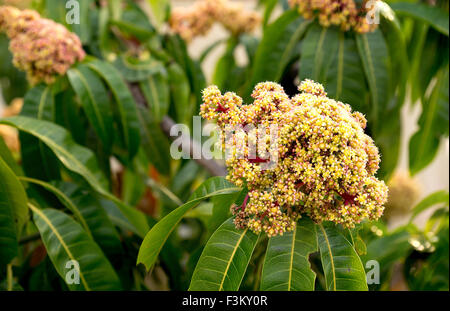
[317,223,368,291]
[356,29,390,125]
[0,116,149,237]
[29,204,122,290]
[260,218,317,291]
[189,218,259,291]
[391,2,449,36]
[0,157,28,265]
[67,65,114,150]
[137,177,240,271]
[86,59,141,160]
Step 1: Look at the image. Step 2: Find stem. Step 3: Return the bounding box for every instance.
[128,81,227,177]
[241,194,249,211]
[6,264,13,291]
[19,233,41,244]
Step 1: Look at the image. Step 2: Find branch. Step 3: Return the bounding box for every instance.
[128,83,227,176]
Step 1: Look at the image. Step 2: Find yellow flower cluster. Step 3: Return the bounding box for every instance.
[384,171,421,219]
[289,0,379,33]
[0,6,85,85]
[169,0,260,42]
[200,80,388,236]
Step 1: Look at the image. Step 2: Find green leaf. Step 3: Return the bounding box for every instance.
[113,55,164,82]
[208,192,240,234]
[139,72,170,121]
[410,190,449,221]
[372,14,405,180]
[69,0,94,44]
[299,24,340,83]
[147,0,170,26]
[262,0,278,27]
[110,1,155,41]
[1,116,109,191]
[168,62,191,125]
[29,204,122,290]
[189,218,259,291]
[20,177,124,257]
[86,59,141,160]
[362,229,411,271]
[260,218,317,291]
[55,182,124,258]
[136,106,171,175]
[247,11,310,97]
[391,2,449,36]
[67,65,114,150]
[98,198,144,238]
[316,223,368,291]
[325,33,368,113]
[409,67,449,174]
[44,0,71,28]
[0,136,22,176]
[340,225,367,256]
[212,38,238,90]
[137,177,241,271]
[408,24,431,104]
[20,84,60,181]
[0,116,149,238]
[356,29,390,125]
[379,11,409,103]
[18,177,92,237]
[0,157,28,265]
[417,29,449,100]
[199,39,226,64]
[54,89,87,146]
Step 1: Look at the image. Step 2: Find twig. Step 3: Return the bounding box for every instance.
[128,83,227,177]
[18,233,41,245]
[6,264,13,291]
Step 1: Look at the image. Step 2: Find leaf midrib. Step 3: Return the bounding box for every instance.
[314,28,328,81]
[138,187,241,269]
[218,228,247,291]
[19,176,92,237]
[29,203,90,290]
[319,224,336,291]
[360,35,379,119]
[413,70,445,169]
[287,223,297,291]
[70,68,108,140]
[87,61,131,150]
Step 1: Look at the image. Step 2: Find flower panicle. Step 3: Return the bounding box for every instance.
[200,79,388,237]
[169,0,261,42]
[0,6,85,85]
[289,0,380,33]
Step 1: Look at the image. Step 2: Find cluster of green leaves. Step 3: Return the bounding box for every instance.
[248,0,449,180]
[137,177,369,291]
[390,0,449,174]
[0,0,206,291]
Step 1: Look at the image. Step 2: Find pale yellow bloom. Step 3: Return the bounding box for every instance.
[289,0,379,33]
[201,80,388,236]
[169,0,260,42]
[0,6,85,85]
